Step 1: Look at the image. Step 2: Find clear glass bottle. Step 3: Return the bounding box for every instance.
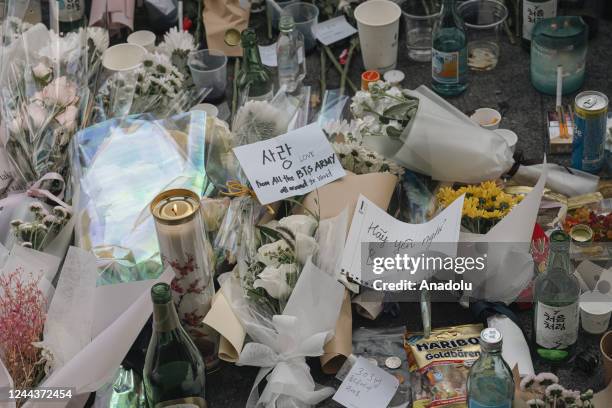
[143,283,207,408]
[533,230,580,362]
[467,328,514,408]
[276,15,306,93]
[520,0,558,49]
[431,0,468,96]
[237,29,275,103]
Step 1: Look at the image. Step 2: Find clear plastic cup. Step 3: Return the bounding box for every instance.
[457,0,508,71]
[187,49,228,101]
[401,0,441,62]
[282,2,319,53]
[267,0,299,29]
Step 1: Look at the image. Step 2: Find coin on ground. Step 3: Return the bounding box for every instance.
[385,356,402,369]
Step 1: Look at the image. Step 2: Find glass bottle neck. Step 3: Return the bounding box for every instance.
[547,244,571,275]
[152,300,180,332]
[243,41,264,70]
[442,0,456,13]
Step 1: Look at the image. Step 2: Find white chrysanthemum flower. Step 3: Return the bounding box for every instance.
[535,372,559,387]
[519,374,536,391]
[86,26,109,53]
[545,384,565,398]
[526,399,545,408]
[158,27,196,56]
[232,100,289,144]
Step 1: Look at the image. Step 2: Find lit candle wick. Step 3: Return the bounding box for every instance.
[172,203,178,216]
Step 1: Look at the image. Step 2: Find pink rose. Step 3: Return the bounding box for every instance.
[55,105,79,132]
[27,102,48,130]
[42,76,78,107]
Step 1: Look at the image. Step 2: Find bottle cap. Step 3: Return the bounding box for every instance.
[383,70,405,85]
[361,70,380,90]
[480,327,503,351]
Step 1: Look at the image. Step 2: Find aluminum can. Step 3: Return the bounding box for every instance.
[572,91,608,173]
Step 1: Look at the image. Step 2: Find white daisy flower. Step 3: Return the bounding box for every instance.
[158,27,196,56]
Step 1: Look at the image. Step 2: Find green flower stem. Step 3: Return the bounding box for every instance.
[323,45,357,93]
[340,37,359,96]
[231,58,240,119]
[320,48,327,96]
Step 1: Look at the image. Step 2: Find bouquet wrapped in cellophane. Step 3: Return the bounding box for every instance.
[72,111,212,284]
[0,12,108,255]
[0,16,108,186]
[206,209,349,408]
[92,28,207,124]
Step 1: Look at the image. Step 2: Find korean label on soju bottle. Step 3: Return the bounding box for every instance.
[432,50,459,84]
[535,302,579,349]
[58,0,85,22]
[522,0,556,41]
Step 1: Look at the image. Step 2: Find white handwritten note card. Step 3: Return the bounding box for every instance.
[233,123,346,205]
[333,357,399,408]
[341,194,464,286]
[313,16,357,46]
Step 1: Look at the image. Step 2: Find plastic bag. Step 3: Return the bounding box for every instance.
[72,111,212,285]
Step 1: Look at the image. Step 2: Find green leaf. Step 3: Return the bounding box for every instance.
[257,225,281,242]
[382,101,419,119]
[386,126,403,139]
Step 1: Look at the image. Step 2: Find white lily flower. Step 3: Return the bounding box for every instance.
[278,214,317,237]
[257,240,292,267]
[295,233,318,265]
[253,264,297,300]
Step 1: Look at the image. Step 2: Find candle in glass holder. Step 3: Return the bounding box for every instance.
[151,189,220,369]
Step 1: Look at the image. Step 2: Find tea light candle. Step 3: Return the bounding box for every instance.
[151,189,220,369]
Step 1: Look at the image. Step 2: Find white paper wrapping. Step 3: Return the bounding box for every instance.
[363,85,515,183]
[513,163,599,197]
[220,211,349,408]
[0,245,174,408]
[459,171,547,304]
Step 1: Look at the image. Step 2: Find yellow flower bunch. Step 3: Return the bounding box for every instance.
[437,181,523,221]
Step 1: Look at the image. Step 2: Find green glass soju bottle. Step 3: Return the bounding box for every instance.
[431,0,468,96]
[467,328,514,408]
[237,29,274,103]
[55,0,86,34]
[143,283,207,408]
[533,230,580,362]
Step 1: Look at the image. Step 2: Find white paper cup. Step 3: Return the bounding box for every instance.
[354,0,402,73]
[580,291,612,334]
[471,107,501,130]
[190,103,219,118]
[102,43,147,72]
[127,30,156,51]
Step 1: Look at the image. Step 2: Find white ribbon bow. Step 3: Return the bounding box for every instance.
[237,315,335,408]
[26,172,71,210]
